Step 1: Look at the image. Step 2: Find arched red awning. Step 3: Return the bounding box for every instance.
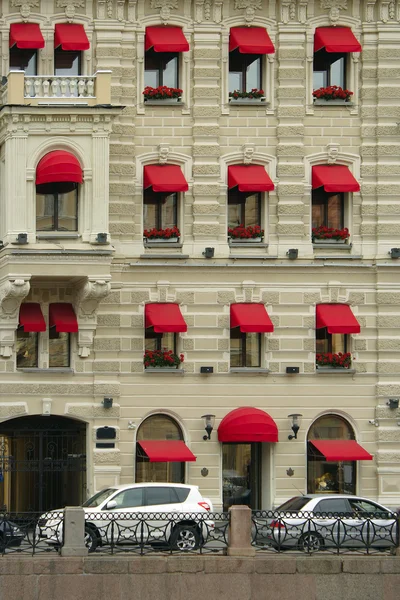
[36,151,83,185]
[218,407,278,443]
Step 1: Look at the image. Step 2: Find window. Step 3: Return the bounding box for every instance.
[312,188,344,230]
[144,189,177,231]
[314,498,350,514]
[228,190,261,229]
[229,50,261,93]
[316,327,347,355]
[144,49,179,88]
[307,415,356,495]
[313,50,346,89]
[230,328,261,368]
[16,327,38,368]
[136,415,184,484]
[36,182,78,232]
[145,487,178,506]
[145,328,177,355]
[9,46,37,75]
[48,328,70,368]
[54,47,81,76]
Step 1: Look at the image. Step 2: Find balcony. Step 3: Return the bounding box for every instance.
[1,70,112,106]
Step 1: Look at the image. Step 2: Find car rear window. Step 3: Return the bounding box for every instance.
[174,487,190,503]
[275,497,311,512]
[314,498,349,514]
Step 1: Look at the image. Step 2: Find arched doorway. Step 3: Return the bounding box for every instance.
[0,415,86,513]
[136,414,185,483]
[307,414,356,495]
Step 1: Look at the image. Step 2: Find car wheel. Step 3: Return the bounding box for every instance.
[84,526,98,553]
[299,532,324,553]
[170,525,200,551]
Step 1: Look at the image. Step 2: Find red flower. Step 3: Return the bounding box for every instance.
[228,224,264,240]
[143,86,183,100]
[144,226,180,240]
[316,352,352,369]
[312,226,350,241]
[229,88,264,100]
[144,349,184,369]
[312,86,353,102]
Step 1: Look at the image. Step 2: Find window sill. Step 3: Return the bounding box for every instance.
[144,241,183,248]
[36,233,81,239]
[229,368,269,374]
[313,100,354,106]
[316,367,356,374]
[17,368,73,373]
[144,368,185,375]
[144,100,183,106]
[229,100,268,106]
[313,242,352,249]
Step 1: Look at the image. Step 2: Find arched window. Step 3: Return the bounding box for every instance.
[136,414,185,483]
[307,414,356,495]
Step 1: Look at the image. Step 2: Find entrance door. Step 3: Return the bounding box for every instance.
[222,443,261,511]
[0,415,86,513]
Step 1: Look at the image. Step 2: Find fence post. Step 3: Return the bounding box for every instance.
[60,507,88,557]
[227,505,255,557]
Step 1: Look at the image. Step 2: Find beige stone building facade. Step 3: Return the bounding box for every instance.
[0,0,399,514]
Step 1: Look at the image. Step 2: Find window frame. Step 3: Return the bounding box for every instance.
[143,189,178,232]
[228,190,262,231]
[316,328,348,355]
[145,327,178,355]
[228,49,262,94]
[9,46,37,75]
[16,326,39,369]
[144,48,180,89]
[313,49,347,90]
[54,47,82,76]
[312,188,345,230]
[36,185,79,233]
[230,328,262,368]
[48,329,71,368]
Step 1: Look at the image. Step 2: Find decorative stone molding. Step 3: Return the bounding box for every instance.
[326,142,340,165]
[10,0,38,20]
[151,0,178,23]
[93,450,121,465]
[234,0,262,23]
[66,403,120,419]
[365,1,377,22]
[0,278,30,358]
[151,280,178,303]
[196,0,222,23]
[74,278,111,358]
[281,0,297,23]
[0,403,28,419]
[158,143,170,165]
[56,0,85,21]
[128,0,137,22]
[320,0,348,24]
[243,143,255,165]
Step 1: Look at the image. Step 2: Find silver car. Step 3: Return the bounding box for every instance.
[260,494,398,552]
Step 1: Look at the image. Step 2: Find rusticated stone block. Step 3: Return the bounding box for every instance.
[261,291,280,304]
[193,164,220,175]
[378,293,400,305]
[218,315,230,328]
[303,339,315,351]
[98,314,121,327]
[93,361,120,372]
[193,184,221,196]
[268,339,280,351]
[94,338,121,351]
[101,291,121,304]
[193,202,220,214]
[277,224,304,235]
[354,338,367,351]
[218,338,229,350]
[193,223,220,236]
[304,292,321,304]
[217,362,229,373]
[193,144,221,156]
[182,338,194,351]
[268,362,279,373]
[131,315,144,328]
[277,203,305,215]
[217,291,235,304]
[377,317,400,328]
[277,144,305,156]
[378,362,400,374]
[131,361,144,372]
[176,291,195,304]
[348,292,366,305]
[130,291,150,303]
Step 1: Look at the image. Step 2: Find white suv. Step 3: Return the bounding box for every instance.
[39,483,214,552]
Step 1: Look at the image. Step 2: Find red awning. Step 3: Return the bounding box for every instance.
[229,27,275,54]
[36,151,83,185]
[314,27,362,53]
[312,165,360,193]
[316,304,360,334]
[218,407,278,443]
[145,26,189,52]
[137,440,196,462]
[9,23,45,49]
[230,304,274,333]
[145,303,187,333]
[228,165,274,192]
[144,165,188,193]
[49,303,78,333]
[309,440,373,461]
[54,24,90,51]
[19,303,46,332]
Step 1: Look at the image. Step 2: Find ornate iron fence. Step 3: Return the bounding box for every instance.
[0,511,63,556]
[252,510,400,555]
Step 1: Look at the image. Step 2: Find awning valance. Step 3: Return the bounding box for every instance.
[49,303,78,333]
[229,27,275,54]
[54,23,90,51]
[312,165,360,193]
[10,23,44,49]
[309,440,373,461]
[145,26,189,52]
[144,165,188,193]
[230,304,274,333]
[314,27,362,53]
[145,303,187,333]
[137,440,196,462]
[19,303,46,332]
[316,304,360,334]
[218,407,278,443]
[36,151,83,185]
[228,165,274,192]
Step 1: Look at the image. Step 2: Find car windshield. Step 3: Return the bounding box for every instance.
[82,488,116,508]
[275,497,311,512]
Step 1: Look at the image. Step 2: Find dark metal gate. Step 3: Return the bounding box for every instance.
[0,415,86,513]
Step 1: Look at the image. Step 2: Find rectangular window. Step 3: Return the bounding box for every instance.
[144,49,179,88]
[145,328,177,354]
[48,329,70,368]
[36,187,78,232]
[144,190,177,231]
[16,327,38,368]
[229,50,261,93]
[312,189,344,230]
[9,46,37,75]
[316,328,347,354]
[54,48,81,76]
[228,191,261,229]
[313,50,346,89]
[230,329,261,368]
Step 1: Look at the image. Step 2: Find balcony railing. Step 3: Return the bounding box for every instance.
[1,70,112,106]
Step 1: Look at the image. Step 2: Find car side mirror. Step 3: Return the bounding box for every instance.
[105,500,117,510]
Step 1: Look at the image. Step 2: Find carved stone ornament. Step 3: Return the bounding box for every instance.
[365,1,377,23]
[158,143,170,165]
[234,0,262,23]
[11,0,39,20]
[151,0,178,23]
[281,0,296,23]
[320,0,348,24]
[74,278,111,357]
[242,143,255,165]
[326,142,340,164]
[0,278,30,357]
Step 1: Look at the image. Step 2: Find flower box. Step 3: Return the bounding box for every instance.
[143,86,183,102]
[312,86,353,102]
[313,238,347,245]
[145,237,179,243]
[227,224,264,241]
[144,98,181,104]
[316,352,352,369]
[229,88,265,101]
[145,366,181,371]
[312,226,350,243]
[143,226,181,242]
[144,349,184,369]
[229,237,262,243]
[229,97,266,103]
[314,99,350,105]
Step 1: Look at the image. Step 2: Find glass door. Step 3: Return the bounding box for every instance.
[222,443,261,511]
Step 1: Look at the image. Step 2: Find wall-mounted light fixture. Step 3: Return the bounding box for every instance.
[202,247,215,259]
[202,414,215,440]
[288,413,302,440]
[103,397,113,409]
[387,398,399,409]
[369,418,379,427]
[96,232,108,244]
[389,248,400,259]
[15,233,28,244]
[286,248,298,260]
